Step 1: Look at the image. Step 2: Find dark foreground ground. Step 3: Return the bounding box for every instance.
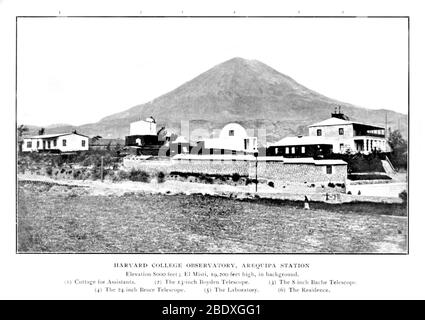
[17,181,408,253]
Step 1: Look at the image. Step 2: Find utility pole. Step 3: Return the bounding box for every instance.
[385,112,388,139]
[254,151,259,193]
[100,156,104,182]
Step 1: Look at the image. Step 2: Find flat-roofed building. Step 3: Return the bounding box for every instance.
[268,136,334,158]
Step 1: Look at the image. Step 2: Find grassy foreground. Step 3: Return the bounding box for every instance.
[17,181,407,253]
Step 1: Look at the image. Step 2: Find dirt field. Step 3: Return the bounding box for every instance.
[17,180,408,253]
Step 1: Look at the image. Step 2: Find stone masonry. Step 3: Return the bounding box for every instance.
[123,155,347,186]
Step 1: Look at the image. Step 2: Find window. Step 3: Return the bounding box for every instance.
[291,147,295,154]
[340,143,344,151]
[53,140,57,147]
[301,146,305,154]
[285,147,289,154]
[26,141,32,148]
[229,130,234,136]
[326,165,332,174]
[62,139,67,147]
[339,128,344,135]
[317,129,322,136]
[82,140,86,147]
[37,141,40,148]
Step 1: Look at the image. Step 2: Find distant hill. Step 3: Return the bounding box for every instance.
[21,57,408,143]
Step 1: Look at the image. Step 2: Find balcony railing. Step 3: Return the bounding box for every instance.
[354,132,385,138]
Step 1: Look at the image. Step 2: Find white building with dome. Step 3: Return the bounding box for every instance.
[203,123,258,153]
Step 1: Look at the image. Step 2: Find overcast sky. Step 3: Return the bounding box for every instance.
[17,17,408,127]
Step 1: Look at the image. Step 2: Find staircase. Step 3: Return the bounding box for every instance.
[381,157,396,174]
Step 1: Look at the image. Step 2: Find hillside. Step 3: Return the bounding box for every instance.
[25,57,408,143]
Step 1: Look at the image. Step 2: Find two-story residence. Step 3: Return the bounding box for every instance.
[268,110,391,157]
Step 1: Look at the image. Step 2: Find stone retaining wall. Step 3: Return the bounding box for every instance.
[123,157,347,186]
[172,159,251,176]
[254,161,346,185]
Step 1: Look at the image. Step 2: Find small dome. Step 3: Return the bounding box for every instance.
[219,123,248,139]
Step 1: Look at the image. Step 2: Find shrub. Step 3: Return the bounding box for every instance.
[129,169,150,182]
[232,173,241,182]
[328,182,335,188]
[268,181,274,188]
[399,190,407,204]
[325,152,386,173]
[73,170,81,179]
[157,171,166,183]
[117,170,130,181]
[90,166,101,180]
[45,166,53,176]
[199,174,213,184]
[348,174,392,181]
[82,157,93,167]
[218,175,227,182]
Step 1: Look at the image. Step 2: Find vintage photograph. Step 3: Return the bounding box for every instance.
[16,17,408,254]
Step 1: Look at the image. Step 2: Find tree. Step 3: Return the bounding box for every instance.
[38,128,45,135]
[388,130,407,169]
[388,130,407,151]
[169,133,178,142]
[157,127,167,141]
[90,135,102,144]
[17,125,29,137]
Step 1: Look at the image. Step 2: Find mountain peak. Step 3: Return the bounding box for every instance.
[222,57,257,64]
[217,57,268,70]
[93,57,406,140]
